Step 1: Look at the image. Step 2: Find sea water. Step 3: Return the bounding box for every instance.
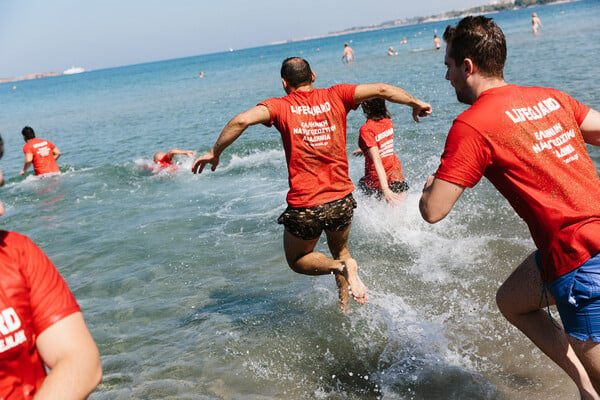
[1,1,599,398]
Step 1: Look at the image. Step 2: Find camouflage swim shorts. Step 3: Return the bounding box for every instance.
[277,194,357,240]
[358,177,409,198]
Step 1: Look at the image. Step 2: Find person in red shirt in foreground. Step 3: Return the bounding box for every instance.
[193,57,431,309]
[20,126,61,177]
[419,16,600,398]
[0,134,101,399]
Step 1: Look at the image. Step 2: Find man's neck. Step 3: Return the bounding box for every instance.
[473,76,506,100]
[289,83,313,93]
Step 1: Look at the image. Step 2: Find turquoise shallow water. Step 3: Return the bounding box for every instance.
[1,1,600,398]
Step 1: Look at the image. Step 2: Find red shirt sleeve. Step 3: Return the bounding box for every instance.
[435,120,492,188]
[359,123,377,149]
[258,98,278,127]
[568,95,591,125]
[18,234,80,335]
[329,84,359,113]
[22,143,32,155]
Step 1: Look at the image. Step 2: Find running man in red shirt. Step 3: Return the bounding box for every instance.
[20,126,61,176]
[193,57,431,309]
[419,16,600,397]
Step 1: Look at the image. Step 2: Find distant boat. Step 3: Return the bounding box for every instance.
[63,66,85,75]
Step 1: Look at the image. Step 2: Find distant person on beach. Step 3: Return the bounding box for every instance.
[0,139,102,399]
[420,16,600,397]
[153,149,195,170]
[20,126,61,176]
[532,12,543,34]
[388,47,395,56]
[352,99,408,206]
[433,34,441,50]
[401,37,407,44]
[192,57,431,309]
[342,43,355,63]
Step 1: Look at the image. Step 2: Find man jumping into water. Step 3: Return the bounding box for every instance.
[420,16,600,398]
[193,57,431,308]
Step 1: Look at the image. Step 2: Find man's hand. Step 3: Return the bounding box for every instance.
[412,101,433,122]
[382,187,405,207]
[192,151,219,174]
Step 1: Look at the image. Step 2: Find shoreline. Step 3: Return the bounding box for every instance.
[272,0,580,45]
[0,71,62,84]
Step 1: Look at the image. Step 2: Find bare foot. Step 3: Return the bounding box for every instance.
[342,258,368,304]
[335,273,350,312]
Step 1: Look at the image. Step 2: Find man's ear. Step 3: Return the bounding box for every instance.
[282,78,290,93]
[463,58,475,76]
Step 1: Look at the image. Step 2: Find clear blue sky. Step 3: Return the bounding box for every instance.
[0,0,487,78]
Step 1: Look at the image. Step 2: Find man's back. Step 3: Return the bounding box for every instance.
[438,84,600,281]
[259,85,358,207]
[22,138,60,175]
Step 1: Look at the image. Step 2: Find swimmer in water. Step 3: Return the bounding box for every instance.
[532,12,543,34]
[342,43,355,63]
[153,149,195,169]
[434,34,441,50]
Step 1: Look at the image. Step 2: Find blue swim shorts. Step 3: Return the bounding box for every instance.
[539,251,600,343]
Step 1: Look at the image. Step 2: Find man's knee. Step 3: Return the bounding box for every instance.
[495,283,511,317]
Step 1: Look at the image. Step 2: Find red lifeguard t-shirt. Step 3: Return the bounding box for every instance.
[155,154,178,172]
[358,118,404,189]
[0,231,80,399]
[22,139,59,176]
[259,84,358,208]
[435,84,600,282]
[156,154,173,168]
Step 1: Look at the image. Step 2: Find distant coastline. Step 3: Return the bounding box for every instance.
[2,0,578,83]
[0,71,62,84]
[0,67,86,85]
[273,0,579,44]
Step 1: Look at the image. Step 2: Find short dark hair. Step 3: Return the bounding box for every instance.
[361,98,390,121]
[22,126,36,140]
[281,57,312,88]
[443,16,506,78]
[0,134,4,159]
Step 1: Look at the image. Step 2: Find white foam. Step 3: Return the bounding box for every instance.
[220,149,285,172]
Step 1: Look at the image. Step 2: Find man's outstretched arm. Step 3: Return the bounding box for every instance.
[354,83,432,122]
[166,149,195,159]
[192,105,271,174]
